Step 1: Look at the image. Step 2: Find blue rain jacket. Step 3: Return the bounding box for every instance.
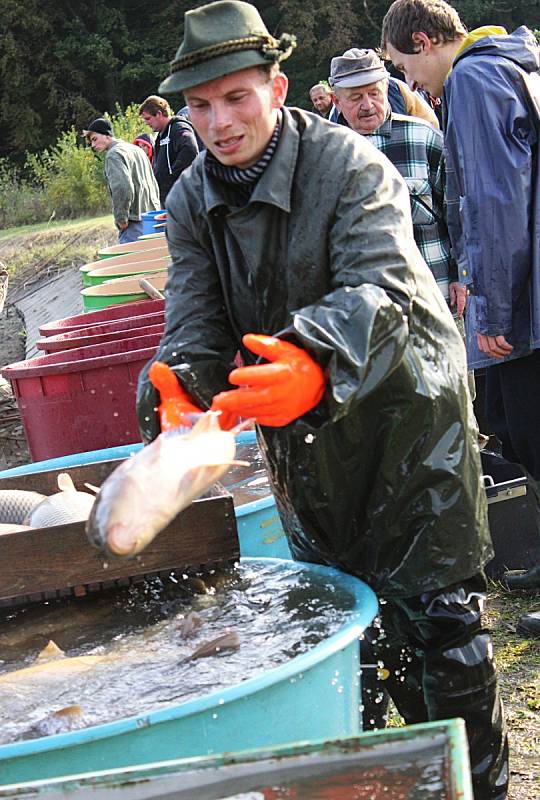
[443,26,540,369]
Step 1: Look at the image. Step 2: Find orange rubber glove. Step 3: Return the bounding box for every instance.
[148,361,202,430]
[211,334,325,427]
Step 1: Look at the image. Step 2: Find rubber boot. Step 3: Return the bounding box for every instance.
[500,564,540,591]
[517,610,540,638]
[364,575,509,800]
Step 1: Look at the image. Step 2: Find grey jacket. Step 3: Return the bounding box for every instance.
[137,107,491,598]
[104,139,160,226]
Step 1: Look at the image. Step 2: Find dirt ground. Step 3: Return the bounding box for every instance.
[0,220,538,798]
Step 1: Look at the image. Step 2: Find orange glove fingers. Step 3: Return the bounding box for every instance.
[242,333,300,361]
[213,334,326,428]
[148,361,201,431]
[213,386,280,414]
[149,362,192,404]
[227,362,290,387]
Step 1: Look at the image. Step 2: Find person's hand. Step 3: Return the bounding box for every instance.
[449,282,467,317]
[477,334,513,359]
[211,334,325,427]
[148,362,202,430]
[118,221,129,231]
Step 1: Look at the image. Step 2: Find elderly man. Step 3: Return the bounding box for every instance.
[139,95,199,206]
[308,82,335,118]
[84,117,160,243]
[136,3,506,797]
[330,48,464,315]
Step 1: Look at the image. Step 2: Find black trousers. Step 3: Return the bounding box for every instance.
[361,574,508,800]
[485,349,540,481]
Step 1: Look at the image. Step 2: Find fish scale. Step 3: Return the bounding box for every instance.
[0,490,46,525]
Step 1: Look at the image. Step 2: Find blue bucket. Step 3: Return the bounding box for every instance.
[0,558,377,784]
[141,210,165,236]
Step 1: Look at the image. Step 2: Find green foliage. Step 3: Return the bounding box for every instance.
[0,104,151,227]
[2,0,539,163]
[29,104,151,218]
[0,158,52,229]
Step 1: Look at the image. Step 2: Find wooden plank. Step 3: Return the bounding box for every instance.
[0,494,238,603]
[0,460,239,604]
[0,459,124,494]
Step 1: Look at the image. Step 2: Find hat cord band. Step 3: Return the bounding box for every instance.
[170,33,296,73]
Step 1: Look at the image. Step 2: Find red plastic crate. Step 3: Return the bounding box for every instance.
[37,319,165,353]
[39,299,165,337]
[2,334,162,460]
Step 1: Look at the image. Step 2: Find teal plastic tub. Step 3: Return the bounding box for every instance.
[0,558,377,785]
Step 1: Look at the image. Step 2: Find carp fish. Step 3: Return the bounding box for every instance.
[26,473,96,527]
[86,412,246,559]
[0,640,115,687]
[0,490,46,525]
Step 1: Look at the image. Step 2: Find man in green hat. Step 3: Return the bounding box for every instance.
[137,4,507,796]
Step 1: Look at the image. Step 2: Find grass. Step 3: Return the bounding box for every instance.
[0,216,117,284]
[0,214,113,242]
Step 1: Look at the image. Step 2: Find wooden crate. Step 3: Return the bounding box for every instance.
[0,460,239,606]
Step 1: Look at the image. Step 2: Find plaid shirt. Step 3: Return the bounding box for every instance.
[366,113,457,299]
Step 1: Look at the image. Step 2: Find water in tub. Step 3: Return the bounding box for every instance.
[0,561,357,743]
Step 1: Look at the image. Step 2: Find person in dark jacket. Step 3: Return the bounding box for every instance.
[139,95,199,206]
[137,3,507,797]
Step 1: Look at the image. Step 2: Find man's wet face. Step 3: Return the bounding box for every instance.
[185,67,288,169]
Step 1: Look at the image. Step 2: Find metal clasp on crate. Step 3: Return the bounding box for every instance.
[482,473,528,504]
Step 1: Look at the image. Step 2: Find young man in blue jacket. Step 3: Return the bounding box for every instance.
[382,1,540,486]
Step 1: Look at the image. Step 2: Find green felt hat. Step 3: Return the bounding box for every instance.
[159,0,296,94]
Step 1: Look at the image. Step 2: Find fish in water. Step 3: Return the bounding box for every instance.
[189,631,240,659]
[0,490,46,525]
[86,412,247,558]
[0,640,116,687]
[177,611,204,637]
[22,705,86,740]
[25,473,95,527]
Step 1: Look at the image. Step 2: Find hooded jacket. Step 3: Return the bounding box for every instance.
[443,26,540,368]
[137,107,491,599]
[153,116,199,206]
